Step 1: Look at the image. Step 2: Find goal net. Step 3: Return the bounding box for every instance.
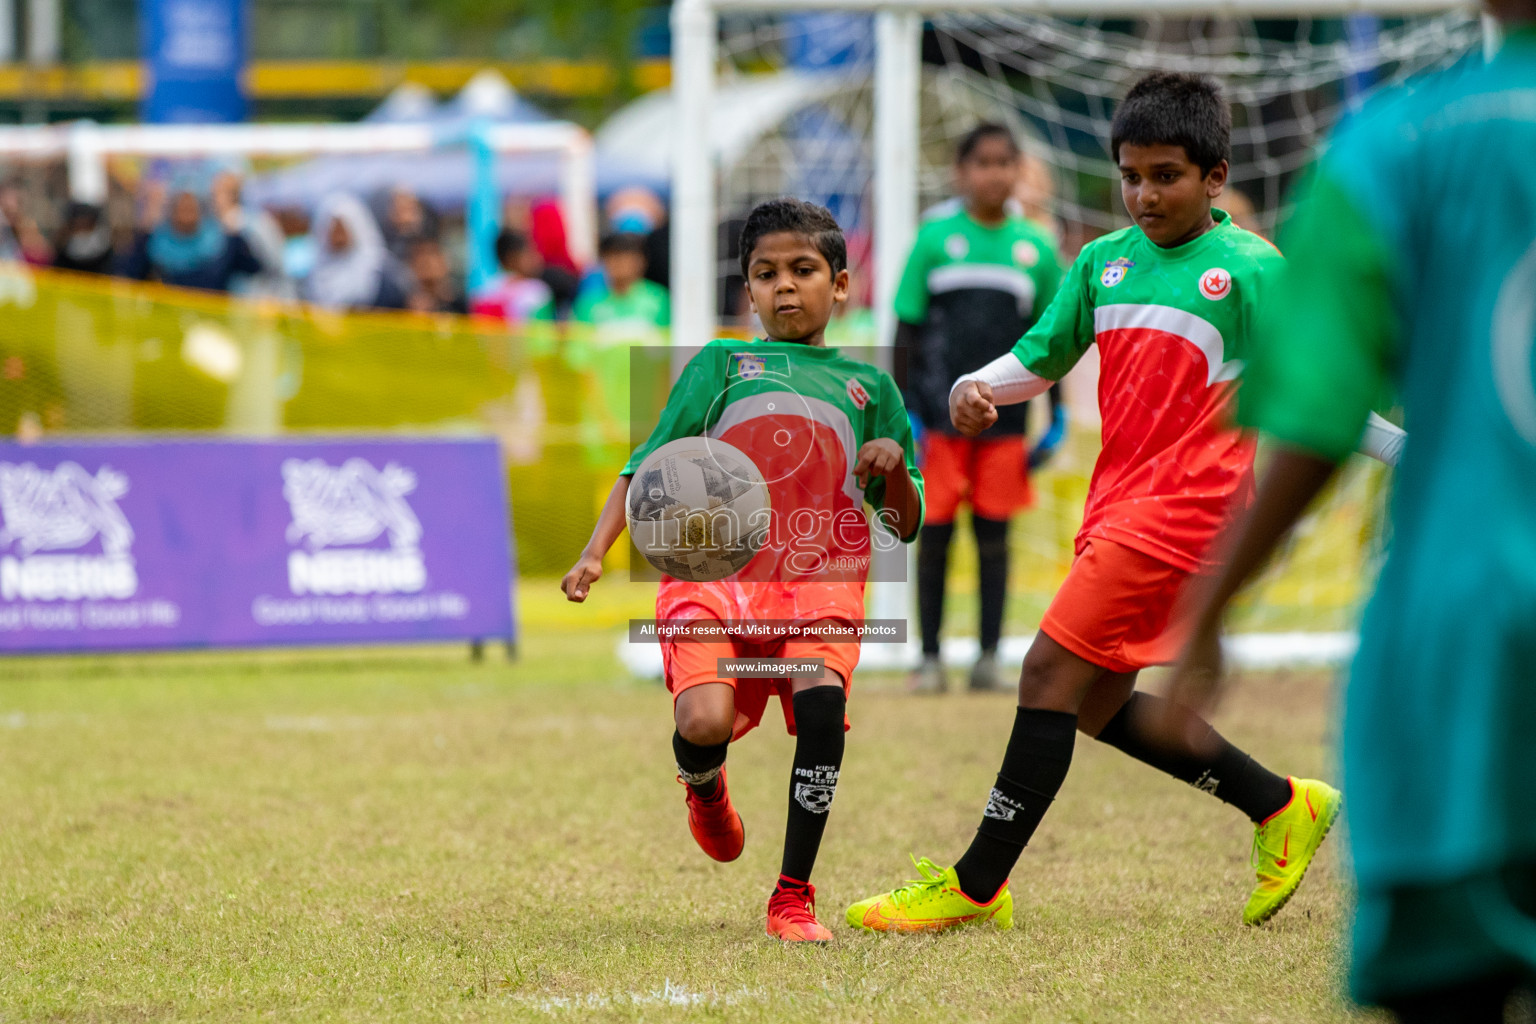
[686,5,1480,656]
[710,9,1479,264]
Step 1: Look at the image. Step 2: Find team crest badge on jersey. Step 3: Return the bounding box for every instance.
[1199,267,1232,300]
[944,234,970,260]
[1100,257,1134,287]
[1013,240,1040,268]
[846,378,871,410]
[732,353,766,380]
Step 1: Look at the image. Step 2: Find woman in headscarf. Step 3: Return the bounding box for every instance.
[301,193,408,311]
[123,174,260,291]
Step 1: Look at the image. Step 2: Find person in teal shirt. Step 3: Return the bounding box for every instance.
[1163,5,1536,1018]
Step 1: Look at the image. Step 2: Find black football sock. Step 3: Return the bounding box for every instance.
[779,687,847,884]
[973,514,1009,655]
[917,523,955,657]
[673,731,729,800]
[1094,692,1293,822]
[953,708,1077,903]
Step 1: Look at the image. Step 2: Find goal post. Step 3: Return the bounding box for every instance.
[0,119,600,279]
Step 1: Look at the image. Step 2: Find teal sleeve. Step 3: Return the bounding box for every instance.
[1010,247,1095,380]
[893,228,932,325]
[863,371,925,540]
[1240,171,1400,462]
[620,345,724,474]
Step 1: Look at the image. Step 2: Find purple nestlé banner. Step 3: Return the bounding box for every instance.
[0,438,515,652]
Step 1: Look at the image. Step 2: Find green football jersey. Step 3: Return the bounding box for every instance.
[1241,27,1536,907]
[1010,207,1280,570]
[623,338,924,623]
[574,278,671,335]
[895,208,1062,435]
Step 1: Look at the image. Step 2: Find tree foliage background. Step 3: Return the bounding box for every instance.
[409,0,657,116]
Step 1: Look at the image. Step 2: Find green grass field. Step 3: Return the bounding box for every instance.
[1,587,1377,1023]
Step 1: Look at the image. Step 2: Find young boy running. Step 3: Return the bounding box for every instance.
[896,123,1067,694]
[562,198,924,943]
[848,72,1352,933]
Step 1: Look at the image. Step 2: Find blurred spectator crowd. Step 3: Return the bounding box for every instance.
[0,166,674,335]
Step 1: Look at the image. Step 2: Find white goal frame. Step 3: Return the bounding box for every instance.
[0,120,599,266]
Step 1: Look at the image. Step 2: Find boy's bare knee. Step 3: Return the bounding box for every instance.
[1017,636,1098,712]
[1017,655,1060,706]
[675,704,733,746]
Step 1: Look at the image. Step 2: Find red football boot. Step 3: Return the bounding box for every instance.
[767,878,834,943]
[680,769,745,862]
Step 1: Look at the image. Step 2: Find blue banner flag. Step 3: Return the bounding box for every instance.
[142,0,249,124]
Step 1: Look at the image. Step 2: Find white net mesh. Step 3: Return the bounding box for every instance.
[924,11,1481,245]
[714,11,1481,256]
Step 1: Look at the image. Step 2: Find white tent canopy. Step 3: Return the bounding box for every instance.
[595,71,847,186]
[364,82,438,124]
[243,71,576,213]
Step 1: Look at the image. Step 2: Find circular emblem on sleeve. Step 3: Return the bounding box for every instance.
[846,377,870,410]
[944,234,969,260]
[1013,240,1040,268]
[1199,267,1232,300]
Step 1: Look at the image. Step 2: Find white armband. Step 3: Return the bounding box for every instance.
[1358,411,1407,467]
[950,353,1054,407]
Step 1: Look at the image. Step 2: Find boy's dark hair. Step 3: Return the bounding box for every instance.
[957,122,1020,163]
[738,198,847,279]
[599,231,648,258]
[494,228,530,265]
[1110,72,1231,174]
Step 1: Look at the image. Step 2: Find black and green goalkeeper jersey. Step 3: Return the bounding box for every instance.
[894,208,1062,436]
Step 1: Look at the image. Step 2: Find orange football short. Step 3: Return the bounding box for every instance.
[662,620,858,740]
[920,433,1033,525]
[1039,537,1201,675]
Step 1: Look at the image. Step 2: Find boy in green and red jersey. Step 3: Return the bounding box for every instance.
[563,198,924,943]
[848,72,1353,934]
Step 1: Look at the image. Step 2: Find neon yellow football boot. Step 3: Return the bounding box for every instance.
[845,856,1013,933]
[1244,777,1342,926]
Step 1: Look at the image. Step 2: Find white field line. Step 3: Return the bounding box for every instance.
[507,980,767,1013]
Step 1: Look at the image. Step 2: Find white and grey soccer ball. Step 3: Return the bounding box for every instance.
[626,437,771,583]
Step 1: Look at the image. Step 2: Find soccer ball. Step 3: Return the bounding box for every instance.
[626,437,771,582]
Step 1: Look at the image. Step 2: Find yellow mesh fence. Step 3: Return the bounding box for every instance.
[0,265,1384,631]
